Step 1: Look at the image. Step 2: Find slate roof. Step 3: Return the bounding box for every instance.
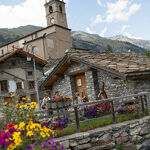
[0,48,48,65]
[69,49,150,74]
[40,48,150,89]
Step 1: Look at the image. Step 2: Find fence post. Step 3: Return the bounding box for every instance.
[140,96,145,115]
[143,95,148,108]
[110,101,116,124]
[74,106,80,132]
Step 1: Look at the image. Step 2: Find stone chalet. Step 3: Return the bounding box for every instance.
[41,49,150,102]
[0,49,47,103]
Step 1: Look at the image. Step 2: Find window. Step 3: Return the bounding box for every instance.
[27,71,33,77]
[29,81,34,89]
[17,82,22,89]
[0,80,8,92]
[59,5,63,13]
[49,6,53,13]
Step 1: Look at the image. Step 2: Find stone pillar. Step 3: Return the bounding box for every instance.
[85,70,97,102]
[64,75,74,99]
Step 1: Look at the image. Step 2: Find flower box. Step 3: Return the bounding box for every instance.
[47,101,52,109]
[51,103,57,109]
[66,100,71,107]
[57,101,64,108]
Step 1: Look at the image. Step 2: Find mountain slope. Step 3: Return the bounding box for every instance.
[110,35,150,50]
[0,25,42,46]
[0,26,148,54]
[72,31,147,54]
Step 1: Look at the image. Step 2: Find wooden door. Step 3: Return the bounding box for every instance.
[74,73,88,100]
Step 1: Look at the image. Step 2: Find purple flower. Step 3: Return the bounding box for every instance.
[26,144,33,150]
[41,141,47,147]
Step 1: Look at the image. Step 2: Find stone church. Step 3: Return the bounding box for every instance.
[0,0,72,61]
[0,0,72,103]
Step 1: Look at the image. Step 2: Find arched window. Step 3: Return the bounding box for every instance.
[59,5,62,13]
[49,6,53,13]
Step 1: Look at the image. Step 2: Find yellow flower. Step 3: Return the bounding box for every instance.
[18,122,25,130]
[14,125,18,130]
[26,131,34,137]
[40,132,46,138]
[19,105,26,109]
[7,143,16,150]
[10,94,15,98]
[22,97,30,101]
[31,102,37,105]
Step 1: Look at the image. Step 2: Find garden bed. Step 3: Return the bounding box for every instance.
[55,113,144,137]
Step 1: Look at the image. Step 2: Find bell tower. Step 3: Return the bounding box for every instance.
[45,0,68,28]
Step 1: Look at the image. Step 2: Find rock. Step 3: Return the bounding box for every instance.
[69,141,77,147]
[60,140,69,149]
[130,126,141,135]
[91,138,96,144]
[139,126,150,135]
[75,133,84,140]
[90,131,104,138]
[113,133,119,138]
[78,137,90,145]
[98,133,112,144]
[77,143,91,150]
[144,134,150,139]
[122,132,128,137]
[87,142,115,150]
[131,135,143,143]
[129,123,138,129]
[142,139,150,146]
[139,120,144,125]
[83,132,90,138]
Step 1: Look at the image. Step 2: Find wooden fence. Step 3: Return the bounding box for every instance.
[36,92,149,133]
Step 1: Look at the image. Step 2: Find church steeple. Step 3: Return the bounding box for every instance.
[45,0,68,28]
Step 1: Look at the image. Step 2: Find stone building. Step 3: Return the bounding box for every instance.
[0,0,72,61]
[41,49,150,102]
[0,49,47,103]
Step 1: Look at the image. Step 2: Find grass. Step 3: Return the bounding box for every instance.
[55,113,144,138]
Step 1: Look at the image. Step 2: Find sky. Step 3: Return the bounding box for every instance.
[0,0,150,40]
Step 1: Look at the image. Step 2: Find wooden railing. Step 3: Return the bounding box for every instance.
[36,92,149,133]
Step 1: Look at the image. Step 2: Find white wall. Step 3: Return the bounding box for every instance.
[8,80,17,93]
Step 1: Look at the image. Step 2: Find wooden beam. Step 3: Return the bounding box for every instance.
[126,74,150,80]
[55,73,64,78]
[67,67,91,76]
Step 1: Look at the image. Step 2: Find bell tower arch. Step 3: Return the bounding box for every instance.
[45,0,68,28]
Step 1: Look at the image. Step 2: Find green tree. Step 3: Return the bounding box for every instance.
[105,44,113,53]
[145,51,150,57]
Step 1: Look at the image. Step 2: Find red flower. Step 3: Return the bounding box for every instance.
[6,124,15,129]
[1,128,5,136]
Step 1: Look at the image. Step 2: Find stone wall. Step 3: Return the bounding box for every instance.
[51,62,150,104]
[56,116,150,150]
[51,63,88,98]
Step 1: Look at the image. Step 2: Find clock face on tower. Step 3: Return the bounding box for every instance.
[50,17,55,24]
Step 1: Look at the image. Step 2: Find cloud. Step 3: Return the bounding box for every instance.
[97,0,102,6]
[99,27,107,37]
[106,0,141,22]
[121,25,129,32]
[0,0,69,28]
[85,27,95,34]
[123,32,142,39]
[91,15,103,26]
